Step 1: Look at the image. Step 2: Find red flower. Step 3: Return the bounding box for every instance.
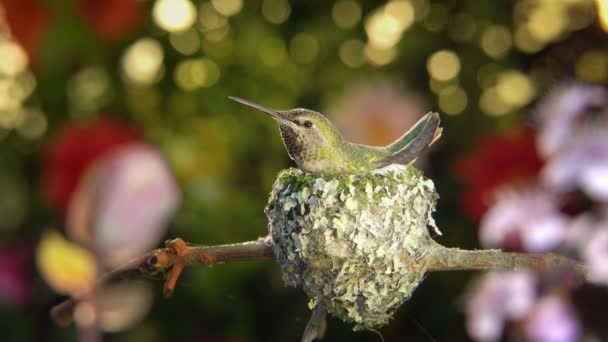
[0,0,51,62]
[41,116,141,213]
[79,0,144,42]
[454,126,544,221]
[0,0,143,62]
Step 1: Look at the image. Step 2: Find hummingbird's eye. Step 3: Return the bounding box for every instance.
[303,120,313,128]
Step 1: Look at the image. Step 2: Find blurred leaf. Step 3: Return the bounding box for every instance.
[36,230,96,295]
[98,281,153,333]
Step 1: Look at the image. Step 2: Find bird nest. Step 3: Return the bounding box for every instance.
[265,165,440,329]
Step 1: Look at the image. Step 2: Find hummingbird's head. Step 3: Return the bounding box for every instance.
[230,97,344,171]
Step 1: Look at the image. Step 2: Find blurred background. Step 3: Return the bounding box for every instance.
[0,0,607,341]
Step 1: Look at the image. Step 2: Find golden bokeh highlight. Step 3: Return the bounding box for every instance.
[0,32,45,139]
[365,0,415,49]
[332,0,362,29]
[121,38,164,85]
[479,87,512,116]
[364,44,397,66]
[211,0,243,17]
[174,58,220,90]
[512,0,597,54]
[495,70,536,107]
[438,85,468,115]
[339,39,365,68]
[169,29,201,55]
[597,0,608,32]
[16,108,48,140]
[0,40,28,77]
[289,33,320,65]
[575,50,608,83]
[427,50,461,81]
[428,77,458,94]
[480,25,512,59]
[68,67,110,116]
[153,0,197,33]
[262,0,291,24]
[411,0,430,21]
[514,26,544,53]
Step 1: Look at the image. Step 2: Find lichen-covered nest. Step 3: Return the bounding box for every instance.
[265,165,440,329]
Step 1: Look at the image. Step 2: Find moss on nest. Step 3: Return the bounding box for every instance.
[265,165,440,329]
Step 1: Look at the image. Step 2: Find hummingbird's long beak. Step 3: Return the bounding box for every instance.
[229,96,284,121]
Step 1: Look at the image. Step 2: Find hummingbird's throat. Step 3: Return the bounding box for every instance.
[279,124,305,161]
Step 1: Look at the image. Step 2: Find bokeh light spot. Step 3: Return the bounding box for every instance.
[575,49,608,83]
[495,70,536,107]
[211,0,243,17]
[427,50,461,81]
[480,25,512,59]
[0,40,28,77]
[262,0,291,24]
[339,39,365,68]
[332,0,362,29]
[597,0,608,32]
[153,0,197,33]
[365,1,414,49]
[16,108,47,140]
[527,4,566,42]
[364,44,396,66]
[479,87,512,116]
[438,85,468,115]
[121,38,164,85]
[174,58,220,90]
[169,29,201,55]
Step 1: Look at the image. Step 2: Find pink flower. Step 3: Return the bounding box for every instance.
[41,116,141,214]
[580,224,608,285]
[542,131,608,202]
[535,83,607,157]
[67,143,180,267]
[0,242,32,308]
[480,189,569,252]
[327,80,428,146]
[466,271,536,342]
[525,295,580,342]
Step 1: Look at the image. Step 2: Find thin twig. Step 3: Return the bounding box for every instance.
[50,236,274,326]
[425,240,588,279]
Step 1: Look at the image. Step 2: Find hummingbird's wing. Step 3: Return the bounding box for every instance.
[374,112,442,168]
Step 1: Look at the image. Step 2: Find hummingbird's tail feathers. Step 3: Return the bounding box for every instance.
[374,112,441,168]
[301,305,327,342]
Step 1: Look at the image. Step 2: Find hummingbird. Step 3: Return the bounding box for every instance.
[229,96,442,174]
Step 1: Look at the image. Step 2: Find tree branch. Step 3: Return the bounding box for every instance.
[50,236,274,326]
[425,240,588,279]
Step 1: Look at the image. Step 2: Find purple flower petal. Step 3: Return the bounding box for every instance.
[536,83,606,157]
[466,271,536,342]
[525,295,580,342]
[480,189,568,252]
[581,225,608,285]
[542,131,608,202]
